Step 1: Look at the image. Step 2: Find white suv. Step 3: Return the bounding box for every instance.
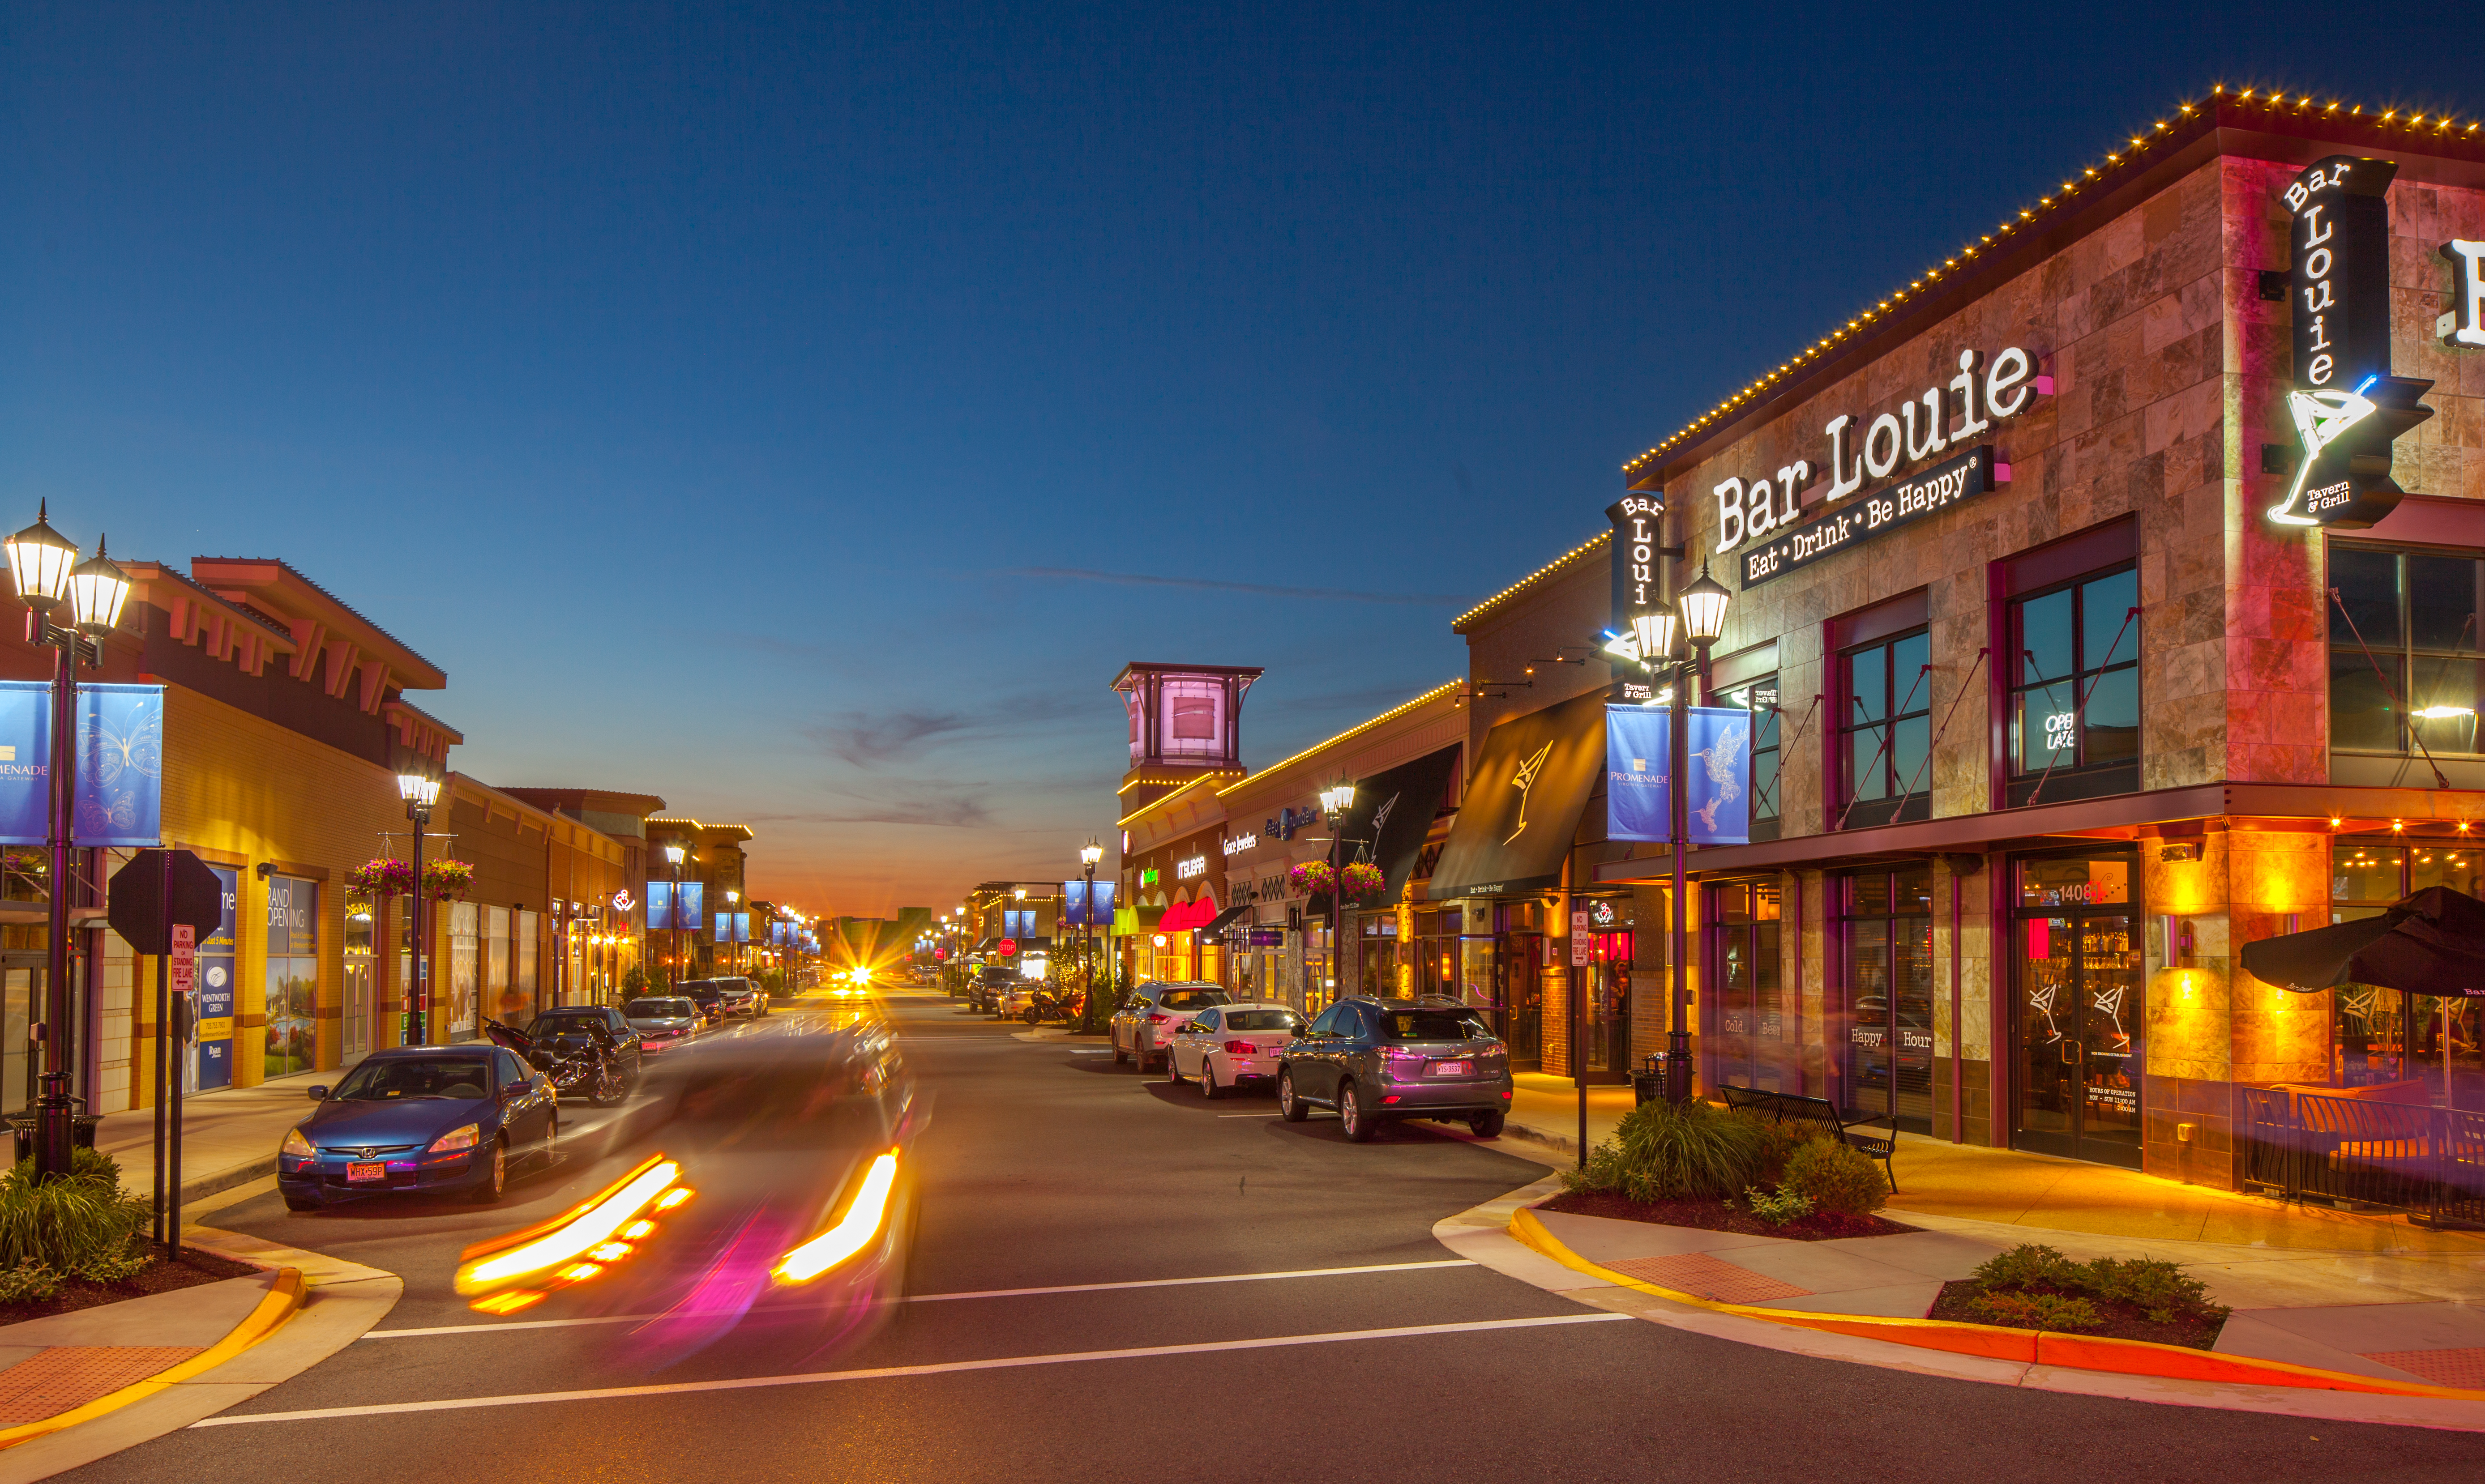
[1110,982,1229,1071]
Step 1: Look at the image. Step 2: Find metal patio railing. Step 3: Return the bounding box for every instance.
[2239,1086,2485,1227]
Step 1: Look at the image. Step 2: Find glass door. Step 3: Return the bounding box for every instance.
[2011,854,2142,1168]
[1584,931,1631,1076]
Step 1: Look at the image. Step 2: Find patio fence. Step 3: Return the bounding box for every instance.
[2240,1087,2485,1226]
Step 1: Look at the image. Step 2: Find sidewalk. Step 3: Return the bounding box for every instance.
[92,1063,346,1205]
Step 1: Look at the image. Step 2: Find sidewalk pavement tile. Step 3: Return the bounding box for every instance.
[1745,1281,1946,1318]
[2210,1313,2434,1383]
[2359,1347,2485,1390]
[0,1347,204,1426]
[1596,1252,1812,1304]
[1809,1229,2001,1280]
[1719,1241,1956,1296]
[2228,1300,2485,1356]
[96,1063,355,1200]
[0,1272,273,1350]
[1530,1209,1780,1261]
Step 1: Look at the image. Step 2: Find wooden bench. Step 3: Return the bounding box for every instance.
[1719,1085,1899,1193]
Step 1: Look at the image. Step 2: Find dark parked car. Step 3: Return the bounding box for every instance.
[1277,997,1512,1142]
[677,979,731,1025]
[278,1045,558,1209]
[623,996,702,1058]
[966,965,1019,1015]
[525,1005,644,1090]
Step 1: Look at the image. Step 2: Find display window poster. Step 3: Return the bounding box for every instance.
[194,863,240,1091]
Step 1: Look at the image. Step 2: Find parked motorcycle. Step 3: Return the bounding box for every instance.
[483,1018,626,1106]
[1024,985,1082,1027]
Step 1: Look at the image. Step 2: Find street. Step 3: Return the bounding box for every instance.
[50,992,2482,1484]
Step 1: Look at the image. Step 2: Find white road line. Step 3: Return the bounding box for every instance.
[1215,1113,1280,1118]
[201,1313,1632,1426]
[360,1259,1482,1339]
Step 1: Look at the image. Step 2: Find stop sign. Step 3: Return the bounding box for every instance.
[998,938,1017,957]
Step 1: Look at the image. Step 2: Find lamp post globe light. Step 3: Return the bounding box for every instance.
[1079,838,1103,1028]
[1319,782,1355,1006]
[1648,562,1731,1106]
[397,771,442,1047]
[4,506,132,1178]
[662,844,686,987]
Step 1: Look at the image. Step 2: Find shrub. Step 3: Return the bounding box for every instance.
[1970,1243,2084,1291]
[0,1262,60,1304]
[1781,1137,1888,1215]
[1567,1099,1767,1203]
[2079,1256,2225,1324]
[1743,1185,1814,1226]
[1965,1290,2103,1332]
[1727,1110,1818,1183]
[0,1150,150,1277]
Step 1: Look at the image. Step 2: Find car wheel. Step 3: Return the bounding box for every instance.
[282,1193,320,1212]
[1278,1068,1307,1122]
[1165,1049,1185,1084]
[1201,1060,1224,1100]
[470,1139,509,1203]
[1468,1110,1505,1138]
[1112,1037,1129,1066]
[1339,1079,1374,1143]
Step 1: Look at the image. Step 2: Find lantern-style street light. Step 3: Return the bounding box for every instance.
[1319,782,1356,1006]
[396,770,442,1045]
[5,505,132,1178]
[663,843,687,984]
[1079,838,1104,1029]
[1660,561,1731,1104]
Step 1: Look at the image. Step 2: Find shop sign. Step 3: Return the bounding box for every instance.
[1176,855,1207,880]
[1604,493,1666,621]
[1737,446,1994,588]
[2442,241,2485,347]
[1249,928,1284,946]
[1221,832,1257,855]
[1265,805,1317,841]
[1706,344,2045,570]
[1587,898,1624,930]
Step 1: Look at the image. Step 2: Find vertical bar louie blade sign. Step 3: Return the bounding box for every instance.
[2265,155,2432,529]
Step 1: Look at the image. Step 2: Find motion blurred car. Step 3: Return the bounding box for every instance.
[1109,982,1229,1071]
[278,1045,558,1209]
[1165,1002,1303,1098]
[623,996,702,1056]
[1278,997,1511,1142]
[452,1014,920,1352]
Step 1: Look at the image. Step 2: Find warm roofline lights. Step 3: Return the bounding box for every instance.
[1450,533,1609,631]
[1618,84,2484,479]
[1215,680,1462,792]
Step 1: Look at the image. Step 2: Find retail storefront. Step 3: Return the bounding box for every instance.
[1446,95,2485,1186]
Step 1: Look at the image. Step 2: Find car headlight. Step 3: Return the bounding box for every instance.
[774,1149,901,1284]
[282,1127,314,1159]
[429,1123,481,1154]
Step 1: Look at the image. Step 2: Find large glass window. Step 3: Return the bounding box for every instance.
[342,894,374,1058]
[2008,565,2139,804]
[448,901,480,1041]
[2327,837,2483,1108]
[1707,881,1787,1094]
[1838,631,1931,827]
[1838,868,1933,1131]
[2330,546,2485,757]
[264,875,319,1077]
[1721,675,1782,830]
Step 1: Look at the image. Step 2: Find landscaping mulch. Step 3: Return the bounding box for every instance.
[0,1245,265,1326]
[1538,1190,1918,1241]
[1926,1279,2228,1351]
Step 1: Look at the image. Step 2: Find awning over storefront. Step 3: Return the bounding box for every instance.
[1109,904,1165,938]
[1339,743,1461,900]
[1201,904,1249,935]
[1426,688,1607,899]
[1159,897,1219,932]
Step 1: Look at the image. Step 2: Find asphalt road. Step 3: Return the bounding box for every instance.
[58,990,2485,1483]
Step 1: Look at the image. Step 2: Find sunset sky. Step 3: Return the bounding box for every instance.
[4,2,2467,917]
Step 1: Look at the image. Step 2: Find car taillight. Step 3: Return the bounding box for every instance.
[1222,1040,1257,1055]
[1147,1012,1172,1023]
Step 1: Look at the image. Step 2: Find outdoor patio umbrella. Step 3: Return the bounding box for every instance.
[2240,886,2485,997]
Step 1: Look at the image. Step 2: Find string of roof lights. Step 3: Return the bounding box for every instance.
[1619,84,2483,481]
[1449,533,1609,631]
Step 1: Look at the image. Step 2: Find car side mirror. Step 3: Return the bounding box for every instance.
[306,1085,329,1101]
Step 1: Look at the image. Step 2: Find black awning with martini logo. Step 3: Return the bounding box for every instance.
[1336,743,1461,902]
[1425,689,1606,899]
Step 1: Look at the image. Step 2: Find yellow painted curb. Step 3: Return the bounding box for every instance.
[0,1266,308,1450]
[1509,1206,2485,1401]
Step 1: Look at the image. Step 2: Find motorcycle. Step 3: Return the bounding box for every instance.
[483,1018,626,1106]
[1024,985,1083,1027]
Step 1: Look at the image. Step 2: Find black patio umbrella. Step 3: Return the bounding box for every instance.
[2240,886,2485,997]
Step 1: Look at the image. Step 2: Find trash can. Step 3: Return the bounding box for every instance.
[8,1114,101,1165]
[1631,1054,1667,1107]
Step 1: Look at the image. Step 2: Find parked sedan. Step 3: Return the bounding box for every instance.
[1109,982,1230,1071]
[1166,1002,1302,1098]
[278,1045,558,1209]
[623,996,702,1057]
[1277,997,1512,1141]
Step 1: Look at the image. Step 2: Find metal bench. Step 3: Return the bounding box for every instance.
[1719,1084,1898,1193]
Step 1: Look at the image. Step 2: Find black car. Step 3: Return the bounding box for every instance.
[966,965,1017,1014]
[676,979,731,1024]
[522,1005,643,1091]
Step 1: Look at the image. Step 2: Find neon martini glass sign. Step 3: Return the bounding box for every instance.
[2264,380,2378,527]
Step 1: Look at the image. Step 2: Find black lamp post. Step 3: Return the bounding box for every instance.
[1319,782,1356,1006]
[662,844,686,985]
[1079,838,1103,1022]
[1641,559,1732,1106]
[5,506,130,1178]
[395,770,441,1046]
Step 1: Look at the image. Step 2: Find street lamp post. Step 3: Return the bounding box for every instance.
[396,771,441,1047]
[1640,559,1732,1106]
[1079,839,1103,1027]
[5,506,131,1178]
[662,844,686,986]
[1319,782,1356,1006]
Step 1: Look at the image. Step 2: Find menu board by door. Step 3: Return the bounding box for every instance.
[193,864,240,1091]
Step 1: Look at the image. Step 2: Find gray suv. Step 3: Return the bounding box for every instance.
[1110,982,1229,1071]
[1277,998,1512,1142]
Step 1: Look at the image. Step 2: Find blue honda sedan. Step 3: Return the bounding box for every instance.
[277,1045,559,1211]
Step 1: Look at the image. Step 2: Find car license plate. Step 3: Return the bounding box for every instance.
[1431,1061,1471,1077]
[346,1161,386,1183]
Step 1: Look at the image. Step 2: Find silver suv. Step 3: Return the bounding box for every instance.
[1111,982,1229,1071]
[1277,997,1512,1142]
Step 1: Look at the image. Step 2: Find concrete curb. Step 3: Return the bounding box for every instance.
[0,1267,305,1454]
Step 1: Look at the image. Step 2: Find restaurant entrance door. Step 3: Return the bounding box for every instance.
[2010,852,2143,1169]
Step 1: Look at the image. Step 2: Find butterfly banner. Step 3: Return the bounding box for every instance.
[0,682,164,847]
[1605,704,1751,846]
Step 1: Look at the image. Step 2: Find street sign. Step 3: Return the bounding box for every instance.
[1570,935,1588,967]
[107,849,226,954]
[998,938,1018,957]
[170,923,195,995]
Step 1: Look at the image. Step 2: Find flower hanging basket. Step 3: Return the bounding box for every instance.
[1288,860,1335,898]
[423,859,475,902]
[348,857,418,897]
[1339,861,1387,905]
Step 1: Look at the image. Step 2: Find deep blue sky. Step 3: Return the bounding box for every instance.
[3,3,2475,913]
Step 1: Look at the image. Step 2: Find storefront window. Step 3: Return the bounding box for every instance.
[1707,881,1785,1093]
[342,895,374,1058]
[485,905,518,1027]
[2330,546,2485,757]
[2008,565,2139,802]
[1838,868,1932,1131]
[2328,838,2483,1107]
[264,875,318,1078]
[1721,676,1781,827]
[1837,631,1931,827]
[448,901,480,1040]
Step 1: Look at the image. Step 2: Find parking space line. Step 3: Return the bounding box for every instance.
[203,1313,1633,1425]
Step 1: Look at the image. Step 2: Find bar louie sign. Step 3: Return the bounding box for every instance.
[1707,342,2049,587]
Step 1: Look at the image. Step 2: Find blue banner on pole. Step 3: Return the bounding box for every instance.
[0,681,165,847]
[679,881,703,927]
[645,881,673,930]
[1605,704,1751,846]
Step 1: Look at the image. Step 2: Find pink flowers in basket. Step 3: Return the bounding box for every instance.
[1339,862,1387,904]
[347,857,475,901]
[1287,860,1335,897]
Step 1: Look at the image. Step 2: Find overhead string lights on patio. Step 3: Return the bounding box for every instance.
[1617,84,2481,482]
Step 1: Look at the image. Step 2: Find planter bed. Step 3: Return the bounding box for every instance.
[1925,1278,2228,1351]
[1538,1190,1917,1241]
[0,1244,263,1326]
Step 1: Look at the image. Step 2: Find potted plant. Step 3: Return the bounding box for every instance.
[1340,862,1386,905]
[422,859,475,901]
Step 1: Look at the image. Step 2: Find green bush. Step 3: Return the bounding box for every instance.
[2078,1256,2225,1325]
[1965,1290,2103,1331]
[0,1150,149,1277]
[0,1262,60,1304]
[1971,1243,2084,1290]
[1781,1137,1888,1215]
[1564,1099,1767,1203]
[1743,1185,1814,1226]
[1727,1110,1819,1183]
